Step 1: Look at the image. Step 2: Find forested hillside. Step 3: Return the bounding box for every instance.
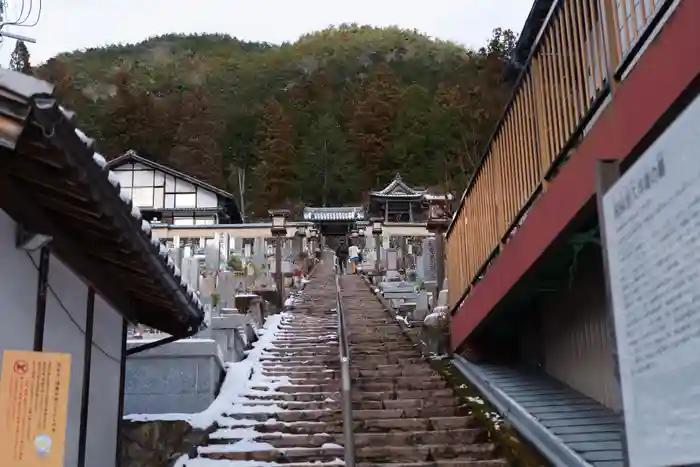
[31,25,516,219]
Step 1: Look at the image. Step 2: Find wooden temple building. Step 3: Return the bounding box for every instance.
[368,173,430,223]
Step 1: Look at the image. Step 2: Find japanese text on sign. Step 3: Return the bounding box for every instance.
[0,350,71,467]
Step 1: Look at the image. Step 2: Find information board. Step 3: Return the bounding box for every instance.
[601,95,700,467]
[0,350,71,467]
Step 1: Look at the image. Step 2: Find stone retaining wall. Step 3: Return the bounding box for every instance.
[119,420,213,467]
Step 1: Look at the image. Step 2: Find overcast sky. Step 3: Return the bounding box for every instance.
[0,0,532,67]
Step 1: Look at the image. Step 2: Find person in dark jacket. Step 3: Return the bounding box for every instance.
[335,242,349,274]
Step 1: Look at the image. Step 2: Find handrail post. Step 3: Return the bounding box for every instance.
[335,274,355,467]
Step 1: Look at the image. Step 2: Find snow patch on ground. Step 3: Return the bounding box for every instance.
[125,312,286,427]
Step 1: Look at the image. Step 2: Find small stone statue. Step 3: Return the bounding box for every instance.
[423,305,451,356]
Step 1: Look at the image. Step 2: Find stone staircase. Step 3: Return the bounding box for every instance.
[179,256,508,467]
[341,275,509,467]
[181,256,348,466]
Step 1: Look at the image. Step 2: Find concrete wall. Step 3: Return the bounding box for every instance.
[151,223,310,240]
[124,339,225,415]
[536,251,622,411]
[0,209,124,466]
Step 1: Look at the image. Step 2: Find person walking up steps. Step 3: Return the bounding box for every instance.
[335,241,348,275]
[348,243,360,274]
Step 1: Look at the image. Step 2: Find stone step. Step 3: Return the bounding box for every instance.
[353,375,444,384]
[208,432,340,448]
[354,389,455,401]
[263,370,339,379]
[351,346,418,353]
[268,340,337,346]
[358,460,509,467]
[237,399,339,410]
[356,443,497,462]
[264,348,338,355]
[252,383,340,393]
[354,428,481,447]
[355,379,447,392]
[261,365,340,373]
[352,367,436,378]
[283,378,340,387]
[222,408,340,423]
[353,397,457,411]
[208,428,482,450]
[245,391,338,402]
[218,420,342,435]
[199,444,344,462]
[352,356,425,365]
[353,350,418,357]
[260,355,339,365]
[355,416,475,432]
[353,406,459,420]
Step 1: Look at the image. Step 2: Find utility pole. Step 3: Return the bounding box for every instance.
[0,0,40,45]
[1,30,36,43]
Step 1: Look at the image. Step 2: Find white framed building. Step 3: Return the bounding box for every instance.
[0,71,205,467]
[106,151,242,225]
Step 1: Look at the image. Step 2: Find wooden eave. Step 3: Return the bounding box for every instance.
[0,71,204,337]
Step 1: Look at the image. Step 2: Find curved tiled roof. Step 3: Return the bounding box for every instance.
[0,70,204,336]
[84,139,203,313]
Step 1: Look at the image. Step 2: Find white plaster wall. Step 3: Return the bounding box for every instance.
[152,225,308,240]
[0,209,124,467]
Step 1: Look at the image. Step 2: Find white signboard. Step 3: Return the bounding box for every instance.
[602,95,700,467]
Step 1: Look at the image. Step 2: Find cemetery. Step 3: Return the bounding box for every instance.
[122,177,453,418]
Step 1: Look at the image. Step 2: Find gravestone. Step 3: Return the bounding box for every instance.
[385,248,398,271]
[188,258,201,292]
[204,243,219,272]
[168,247,183,271]
[218,272,246,308]
[244,242,252,259]
[199,275,216,298]
[419,238,437,282]
[180,257,193,288]
[413,291,430,322]
[233,237,244,257]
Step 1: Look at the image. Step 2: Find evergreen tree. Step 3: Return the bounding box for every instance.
[30,26,518,216]
[349,63,400,191]
[253,98,297,216]
[9,41,31,74]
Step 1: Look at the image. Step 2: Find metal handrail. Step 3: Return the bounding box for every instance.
[335,273,355,467]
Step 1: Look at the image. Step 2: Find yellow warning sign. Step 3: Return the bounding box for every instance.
[0,350,71,467]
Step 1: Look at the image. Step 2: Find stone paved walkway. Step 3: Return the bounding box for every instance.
[179,257,508,467]
[341,275,508,467]
[181,254,346,466]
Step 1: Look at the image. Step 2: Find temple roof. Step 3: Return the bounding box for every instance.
[370,173,427,200]
[303,206,365,221]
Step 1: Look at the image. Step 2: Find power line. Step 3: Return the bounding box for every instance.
[26,252,122,364]
[0,0,41,43]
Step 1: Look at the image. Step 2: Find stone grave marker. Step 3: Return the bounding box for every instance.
[204,242,220,272]
[419,237,437,282]
[385,248,398,271]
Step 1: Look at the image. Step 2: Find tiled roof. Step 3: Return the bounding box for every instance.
[370,173,426,198]
[303,207,365,221]
[0,70,204,337]
[107,151,242,223]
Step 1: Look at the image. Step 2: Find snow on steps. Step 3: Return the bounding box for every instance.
[176,262,345,467]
